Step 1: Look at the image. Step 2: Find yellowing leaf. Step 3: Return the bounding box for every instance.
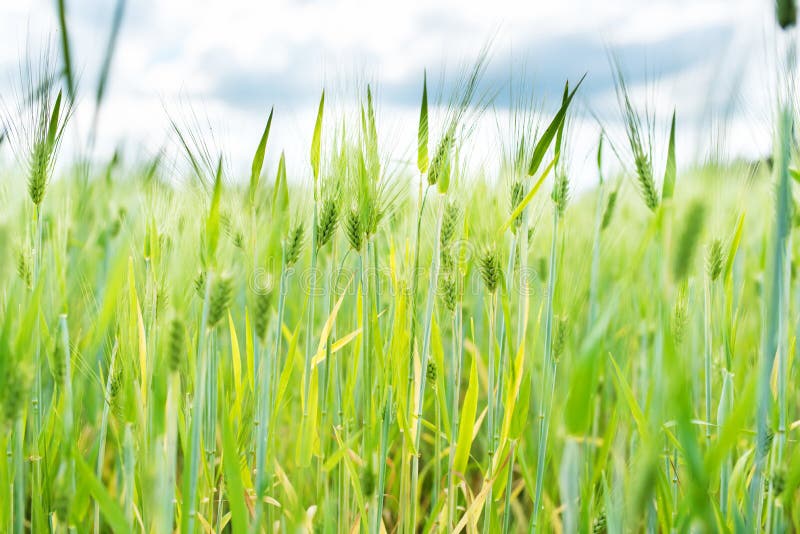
[311,328,362,367]
[315,277,352,358]
[245,309,254,393]
[498,157,556,235]
[228,311,242,410]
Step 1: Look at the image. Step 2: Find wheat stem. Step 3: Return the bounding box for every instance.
[531,207,560,533]
[410,193,443,532]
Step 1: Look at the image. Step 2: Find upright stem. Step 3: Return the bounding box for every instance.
[144,257,158,449]
[504,178,530,534]
[406,186,431,414]
[122,423,136,528]
[204,330,219,517]
[433,381,441,514]
[768,229,792,533]
[95,341,118,534]
[184,269,213,534]
[374,386,391,534]
[31,203,44,534]
[584,179,604,527]
[251,208,258,273]
[320,254,335,422]
[317,255,334,499]
[776,238,791,533]
[751,109,791,528]
[332,255,346,534]
[447,304,463,530]
[6,435,11,533]
[252,337,271,533]
[254,251,288,533]
[404,183,429,533]
[363,242,372,434]
[501,441,517,534]
[372,231,382,327]
[588,184,603,326]
[163,369,180,533]
[483,291,497,534]
[531,209,560,533]
[410,194,443,532]
[59,315,74,496]
[704,277,713,442]
[12,417,24,534]
[493,237,516,456]
[303,201,319,418]
[718,369,733,518]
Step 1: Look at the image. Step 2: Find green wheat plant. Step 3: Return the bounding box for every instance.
[0,6,799,533]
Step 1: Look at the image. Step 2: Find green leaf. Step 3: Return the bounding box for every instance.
[662,110,677,200]
[554,82,569,160]
[454,354,478,475]
[204,156,223,265]
[509,369,531,440]
[332,427,367,522]
[47,90,63,148]
[221,414,248,534]
[250,107,274,206]
[75,452,131,534]
[14,278,43,356]
[431,315,451,436]
[597,131,604,184]
[310,90,325,182]
[437,138,452,194]
[781,436,800,515]
[705,373,756,478]
[94,0,126,111]
[724,213,745,284]
[608,353,650,442]
[57,0,75,100]
[777,0,797,29]
[564,353,598,436]
[271,151,289,216]
[276,319,303,411]
[527,74,585,176]
[564,299,616,434]
[417,70,429,174]
[501,331,528,443]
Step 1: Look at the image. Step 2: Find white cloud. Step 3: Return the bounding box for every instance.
[0,0,785,188]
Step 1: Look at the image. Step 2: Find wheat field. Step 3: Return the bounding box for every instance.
[0,2,799,533]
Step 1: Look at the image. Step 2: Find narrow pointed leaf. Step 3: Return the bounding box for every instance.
[662,110,677,200]
[271,151,289,216]
[418,70,429,174]
[221,415,248,534]
[205,157,223,264]
[250,107,274,206]
[57,0,76,99]
[454,354,479,475]
[527,74,585,176]
[47,90,63,148]
[75,453,131,534]
[310,91,325,182]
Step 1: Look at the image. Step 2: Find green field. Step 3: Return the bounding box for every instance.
[1,4,800,534]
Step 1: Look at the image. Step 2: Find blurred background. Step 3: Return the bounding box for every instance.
[0,0,786,187]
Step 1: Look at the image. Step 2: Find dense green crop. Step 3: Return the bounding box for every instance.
[0,4,799,533]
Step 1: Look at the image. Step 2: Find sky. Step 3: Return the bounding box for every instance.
[0,0,788,188]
